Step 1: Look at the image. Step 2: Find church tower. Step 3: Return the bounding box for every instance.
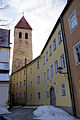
[12,16,33,73]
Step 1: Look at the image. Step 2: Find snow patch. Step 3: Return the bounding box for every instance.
[0,107,11,115]
[33,105,79,120]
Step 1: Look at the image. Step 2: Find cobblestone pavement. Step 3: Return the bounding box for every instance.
[3,107,40,120]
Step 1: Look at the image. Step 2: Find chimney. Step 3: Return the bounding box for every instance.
[25,58,28,65]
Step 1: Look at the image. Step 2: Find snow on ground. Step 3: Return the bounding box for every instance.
[33,105,80,120]
[0,107,11,115]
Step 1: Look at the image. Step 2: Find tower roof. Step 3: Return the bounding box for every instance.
[15,16,32,30]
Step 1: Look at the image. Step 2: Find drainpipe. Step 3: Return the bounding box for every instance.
[26,66,27,105]
[60,17,76,116]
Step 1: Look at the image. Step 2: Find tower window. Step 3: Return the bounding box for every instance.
[25,33,28,39]
[19,32,22,38]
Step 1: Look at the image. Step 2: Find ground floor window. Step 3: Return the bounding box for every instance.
[37,92,41,99]
[60,83,66,96]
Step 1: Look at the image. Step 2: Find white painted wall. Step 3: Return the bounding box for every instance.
[0,73,9,81]
[0,84,9,107]
[0,63,9,70]
[0,49,9,62]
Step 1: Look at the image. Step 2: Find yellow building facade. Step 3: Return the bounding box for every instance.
[26,23,72,113]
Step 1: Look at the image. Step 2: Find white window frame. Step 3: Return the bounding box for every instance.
[16,93,17,99]
[54,59,58,74]
[23,80,26,86]
[60,53,66,69]
[47,69,49,80]
[19,92,21,99]
[30,94,32,100]
[20,81,21,88]
[30,67,32,74]
[24,70,26,75]
[44,90,49,99]
[49,45,52,56]
[43,56,45,65]
[73,41,80,65]
[36,60,40,69]
[30,81,32,87]
[68,10,78,33]
[57,29,62,44]
[53,38,56,51]
[16,83,18,88]
[37,75,40,84]
[44,72,46,82]
[51,64,53,77]
[37,92,41,100]
[60,83,66,97]
[23,92,26,99]
[46,51,48,61]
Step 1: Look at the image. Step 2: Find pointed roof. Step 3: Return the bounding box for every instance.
[15,16,32,30]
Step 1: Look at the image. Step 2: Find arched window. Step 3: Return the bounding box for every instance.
[19,32,22,38]
[25,33,28,39]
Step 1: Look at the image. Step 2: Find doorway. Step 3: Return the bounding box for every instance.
[50,87,56,106]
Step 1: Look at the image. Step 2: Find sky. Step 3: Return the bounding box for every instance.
[0,0,67,72]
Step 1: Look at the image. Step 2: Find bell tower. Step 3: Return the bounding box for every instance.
[12,16,33,73]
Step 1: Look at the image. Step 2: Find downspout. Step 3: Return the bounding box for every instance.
[60,17,76,116]
[26,66,27,105]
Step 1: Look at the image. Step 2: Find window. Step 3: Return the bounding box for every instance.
[57,29,62,44]
[73,42,80,65]
[24,70,26,75]
[61,83,66,96]
[20,72,22,77]
[44,72,46,82]
[16,93,17,99]
[19,32,22,38]
[25,33,28,39]
[30,94,32,100]
[14,75,15,80]
[44,90,49,99]
[16,73,18,79]
[54,60,58,74]
[30,68,32,74]
[47,69,49,80]
[49,45,52,56]
[37,75,40,84]
[60,53,66,69]
[46,51,48,61]
[68,10,78,32]
[30,81,32,87]
[43,56,45,65]
[19,92,21,99]
[23,92,26,99]
[37,92,41,99]
[20,81,21,88]
[16,83,18,88]
[53,38,56,51]
[36,61,40,69]
[23,80,26,86]
[51,64,53,77]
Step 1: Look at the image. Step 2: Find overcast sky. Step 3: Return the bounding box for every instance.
[0,0,67,72]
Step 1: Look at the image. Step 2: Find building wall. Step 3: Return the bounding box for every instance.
[63,0,80,116]
[11,68,26,105]
[0,48,9,62]
[0,83,9,107]
[12,28,33,73]
[26,23,72,112]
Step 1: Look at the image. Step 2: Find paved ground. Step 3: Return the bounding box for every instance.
[3,107,40,120]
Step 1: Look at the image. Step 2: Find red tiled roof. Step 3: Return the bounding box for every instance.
[15,16,32,30]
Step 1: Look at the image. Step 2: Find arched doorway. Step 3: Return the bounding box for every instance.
[50,87,56,106]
